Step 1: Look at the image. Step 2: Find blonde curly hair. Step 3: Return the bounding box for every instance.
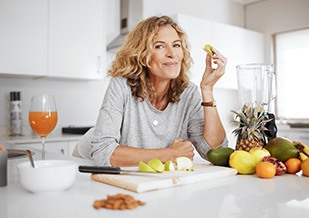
[108,15,192,103]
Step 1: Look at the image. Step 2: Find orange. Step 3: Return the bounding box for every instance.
[0,145,5,151]
[301,159,309,177]
[285,158,302,174]
[256,162,276,179]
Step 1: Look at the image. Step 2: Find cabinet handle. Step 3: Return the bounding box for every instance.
[61,149,64,155]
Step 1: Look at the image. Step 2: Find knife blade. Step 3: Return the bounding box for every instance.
[78,165,154,174]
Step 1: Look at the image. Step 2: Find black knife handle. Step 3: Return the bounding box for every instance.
[79,165,121,174]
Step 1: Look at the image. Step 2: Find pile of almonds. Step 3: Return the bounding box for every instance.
[93,193,145,210]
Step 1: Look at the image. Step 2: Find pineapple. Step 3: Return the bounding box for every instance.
[231,104,272,151]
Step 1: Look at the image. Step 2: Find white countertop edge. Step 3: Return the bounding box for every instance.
[3,134,82,144]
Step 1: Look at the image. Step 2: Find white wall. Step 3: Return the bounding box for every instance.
[0,77,109,137]
[245,0,309,63]
[142,0,245,27]
[0,0,244,146]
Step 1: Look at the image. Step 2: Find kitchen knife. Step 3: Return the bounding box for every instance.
[79,165,154,174]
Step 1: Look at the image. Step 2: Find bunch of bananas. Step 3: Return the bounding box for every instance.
[293,141,309,161]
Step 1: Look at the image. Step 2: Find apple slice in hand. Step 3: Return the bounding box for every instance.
[203,44,214,56]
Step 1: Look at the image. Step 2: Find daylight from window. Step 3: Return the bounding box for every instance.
[275,29,309,121]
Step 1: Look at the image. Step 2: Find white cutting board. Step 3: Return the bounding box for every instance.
[91,164,237,193]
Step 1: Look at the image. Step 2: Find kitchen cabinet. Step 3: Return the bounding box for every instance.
[8,140,79,156]
[0,0,48,77]
[68,140,79,156]
[15,141,67,156]
[175,14,264,89]
[48,0,106,80]
[212,21,264,89]
[0,0,106,80]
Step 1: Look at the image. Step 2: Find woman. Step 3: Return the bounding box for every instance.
[78,15,228,166]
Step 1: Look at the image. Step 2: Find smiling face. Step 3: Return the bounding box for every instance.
[148,26,184,84]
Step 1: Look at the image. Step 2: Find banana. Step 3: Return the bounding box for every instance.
[293,141,309,158]
[299,152,309,161]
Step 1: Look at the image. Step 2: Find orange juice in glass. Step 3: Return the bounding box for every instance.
[29,95,57,160]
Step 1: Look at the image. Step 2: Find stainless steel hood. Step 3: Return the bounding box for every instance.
[107,0,143,52]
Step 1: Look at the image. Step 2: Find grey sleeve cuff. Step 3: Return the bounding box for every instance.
[196,137,229,160]
[91,142,119,166]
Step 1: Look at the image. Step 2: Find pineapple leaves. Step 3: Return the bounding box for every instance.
[230,103,273,140]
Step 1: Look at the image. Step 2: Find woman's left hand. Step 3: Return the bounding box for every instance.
[200,47,227,91]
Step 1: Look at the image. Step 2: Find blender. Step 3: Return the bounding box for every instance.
[236,63,277,143]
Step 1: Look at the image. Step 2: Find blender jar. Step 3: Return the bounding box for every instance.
[236,63,275,112]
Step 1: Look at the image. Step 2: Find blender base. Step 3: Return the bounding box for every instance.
[263,113,277,144]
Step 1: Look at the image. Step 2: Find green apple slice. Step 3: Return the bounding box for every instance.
[176,157,194,171]
[203,44,214,56]
[164,160,175,171]
[138,161,157,173]
[147,158,165,173]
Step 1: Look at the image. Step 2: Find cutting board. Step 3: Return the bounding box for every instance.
[91,164,237,193]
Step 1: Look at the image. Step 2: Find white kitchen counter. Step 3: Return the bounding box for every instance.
[2,132,81,145]
[1,150,309,218]
[277,124,309,132]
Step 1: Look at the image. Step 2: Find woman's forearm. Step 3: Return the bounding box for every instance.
[110,146,174,166]
[199,47,227,147]
[201,89,226,147]
[110,138,195,166]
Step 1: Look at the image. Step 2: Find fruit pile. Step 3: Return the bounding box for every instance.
[206,137,309,179]
[138,157,194,173]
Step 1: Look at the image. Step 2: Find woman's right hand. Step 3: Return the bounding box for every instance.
[168,138,194,160]
[200,47,227,93]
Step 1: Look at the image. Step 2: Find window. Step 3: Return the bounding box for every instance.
[274,28,309,122]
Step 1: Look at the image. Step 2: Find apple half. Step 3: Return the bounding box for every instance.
[176,157,194,171]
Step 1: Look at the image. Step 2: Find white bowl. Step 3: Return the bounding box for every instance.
[18,160,77,194]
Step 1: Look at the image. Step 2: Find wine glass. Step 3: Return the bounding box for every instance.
[29,95,58,160]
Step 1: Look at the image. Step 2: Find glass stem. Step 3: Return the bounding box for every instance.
[41,137,46,160]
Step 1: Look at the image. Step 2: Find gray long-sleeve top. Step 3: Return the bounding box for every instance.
[88,76,228,166]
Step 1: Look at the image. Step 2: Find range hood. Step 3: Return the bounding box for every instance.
[107,0,143,52]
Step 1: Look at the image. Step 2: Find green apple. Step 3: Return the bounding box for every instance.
[164,160,175,171]
[203,44,214,56]
[147,158,165,173]
[176,157,194,171]
[249,148,271,164]
[138,161,157,173]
